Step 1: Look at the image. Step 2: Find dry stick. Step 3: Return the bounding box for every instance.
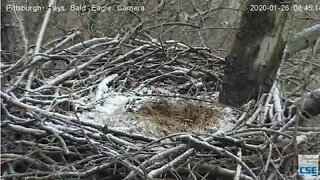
[17,140,63,151]
[1,102,28,122]
[38,152,60,167]
[287,126,320,132]
[72,108,101,154]
[138,70,188,90]
[183,135,258,180]
[234,100,256,130]
[1,147,17,177]
[262,83,276,122]
[233,148,242,180]
[313,36,320,56]
[80,39,119,55]
[109,44,152,65]
[38,118,70,154]
[0,172,81,179]
[147,148,195,178]
[273,86,283,123]
[270,161,286,180]
[1,154,54,171]
[80,152,145,178]
[15,54,72,72]
[231,128,292,139]
[192,163,253,180]
[145,22,200,31]
[71,154,104,166]
[261,135,274,179]
[103,134,137,148]
[35,50,112,91]
[292,106,302,169]
[187,162,197,180]
[41,31,81,69]
[124,144,188,179]
[205,134,261,151]
[6,68,30,92]
[61,37,116,54]
[264,40,289,143]
[42,35,65,48]
[102,126,157,142]
[233,94,266,131]
[26,0,56,91]
[79,161,115,177]
[41,123,88,143]
[286,24,320,56]
[58,38,120,75]
[1,91,77,121]
[136,93,216,104]
[7,124,47,136]
[45,31,80,54]
[247,106,262,125]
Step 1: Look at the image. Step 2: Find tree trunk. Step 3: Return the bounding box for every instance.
[1,0,26,63]
[219,0,290,106]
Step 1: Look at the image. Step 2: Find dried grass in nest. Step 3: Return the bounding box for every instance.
[136,99,221,132]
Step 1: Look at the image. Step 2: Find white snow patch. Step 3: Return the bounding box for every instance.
[78,85,239,137]
[95,94,128,115]
[79,89,160,136]
[213,106,238,135]
[95,74,118,101]
[296,135,308,144]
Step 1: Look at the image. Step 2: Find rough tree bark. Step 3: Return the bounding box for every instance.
[1,0,27,63]
[219,0,291,106]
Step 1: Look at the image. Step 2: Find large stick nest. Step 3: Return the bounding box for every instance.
[1,32,319,180]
